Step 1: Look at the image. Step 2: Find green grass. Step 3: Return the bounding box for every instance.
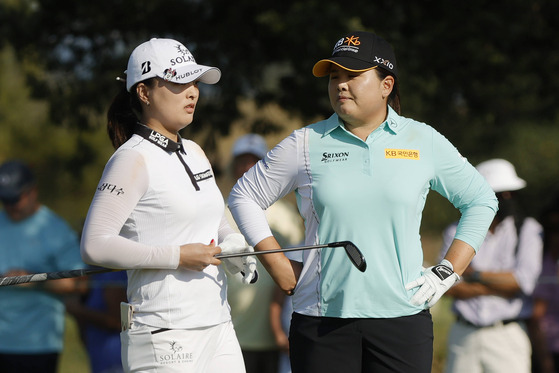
[432,297,453,373]
[58,315,90,373]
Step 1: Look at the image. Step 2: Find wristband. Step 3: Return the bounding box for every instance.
[431,263,454,281]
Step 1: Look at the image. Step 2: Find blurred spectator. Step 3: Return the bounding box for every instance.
[440,158,543,373]
[531,196,559,373]
[66,269,127,373]
[269,251,301,373]
[225,134,304,373]
[0,159,85,373]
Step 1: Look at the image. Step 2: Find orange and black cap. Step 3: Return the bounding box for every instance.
[312,31,398,78]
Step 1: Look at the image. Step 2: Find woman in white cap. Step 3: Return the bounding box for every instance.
[81,38,256,373]
[228,31,498,372]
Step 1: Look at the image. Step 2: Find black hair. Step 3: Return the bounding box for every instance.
[375,68,400,115]
[106,78,156,149]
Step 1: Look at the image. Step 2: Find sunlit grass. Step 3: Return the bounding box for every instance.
[59,315,90,373]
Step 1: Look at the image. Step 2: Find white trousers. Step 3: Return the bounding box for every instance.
[445,320,531,373]
[121,321,245,373]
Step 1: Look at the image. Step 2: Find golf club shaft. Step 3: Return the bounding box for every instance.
[216,240,366,273]
[0,268,118,287]
[215,243,333,259]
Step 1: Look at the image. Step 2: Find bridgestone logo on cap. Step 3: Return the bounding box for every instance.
[141,61,152,75]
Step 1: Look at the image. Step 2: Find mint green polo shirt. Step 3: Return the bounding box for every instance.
[229,107,497,318]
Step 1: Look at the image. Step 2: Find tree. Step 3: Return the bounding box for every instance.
[1,0,558,226]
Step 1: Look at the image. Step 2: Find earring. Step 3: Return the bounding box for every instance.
[145,101,150,106]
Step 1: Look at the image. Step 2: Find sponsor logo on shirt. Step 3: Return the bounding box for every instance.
[149,131,169,148]
[321,151,349,163]
[97,182,124,195]
[158,341,194,365]
[193,169,213,181]
[384,149,420,160]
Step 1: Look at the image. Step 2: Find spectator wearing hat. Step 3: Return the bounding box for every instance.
[0,159,85,373]
[228,30,497,373]
[439,158,544,373]
[225,134,303,373]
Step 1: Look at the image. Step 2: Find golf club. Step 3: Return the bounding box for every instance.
[0,267,117,287]
[0,241,367,287]
[216,241,367,272]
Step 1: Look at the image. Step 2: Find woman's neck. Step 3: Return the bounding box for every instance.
[341,109,388,141]
[344,122,381,141]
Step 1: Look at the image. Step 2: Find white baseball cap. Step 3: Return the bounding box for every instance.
[232,134,268,159]
[125,38,221,92]
[476,158,526,193]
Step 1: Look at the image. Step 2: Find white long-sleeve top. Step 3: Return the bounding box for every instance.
[81,127,233,328]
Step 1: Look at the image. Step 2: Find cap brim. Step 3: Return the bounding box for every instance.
[159,65,221,85]
[195,66,221,84]
[312,58,377,77]
[0,189,20,200]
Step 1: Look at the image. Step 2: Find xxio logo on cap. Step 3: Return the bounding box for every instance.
[374,56,394,70]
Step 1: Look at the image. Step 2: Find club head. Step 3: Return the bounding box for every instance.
[329,241,367,272]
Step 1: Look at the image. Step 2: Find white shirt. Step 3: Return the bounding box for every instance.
[81,128,233,328]
[440,215,543,325]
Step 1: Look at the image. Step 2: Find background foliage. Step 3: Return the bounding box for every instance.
[1,0,559,232]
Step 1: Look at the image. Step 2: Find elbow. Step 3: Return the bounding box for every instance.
[282,286,296,296]
[280,279,298,296]
[80,240,109,267]
[80,243,96,266]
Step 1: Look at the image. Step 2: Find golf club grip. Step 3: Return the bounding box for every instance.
[0,268,118,286]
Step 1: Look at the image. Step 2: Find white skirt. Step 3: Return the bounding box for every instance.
[121,321,245,373]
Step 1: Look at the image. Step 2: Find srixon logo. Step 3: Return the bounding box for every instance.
[321,151,349,163]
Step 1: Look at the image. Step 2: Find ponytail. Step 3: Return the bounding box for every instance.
[107,78,155,149]
[107,87,138,149]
